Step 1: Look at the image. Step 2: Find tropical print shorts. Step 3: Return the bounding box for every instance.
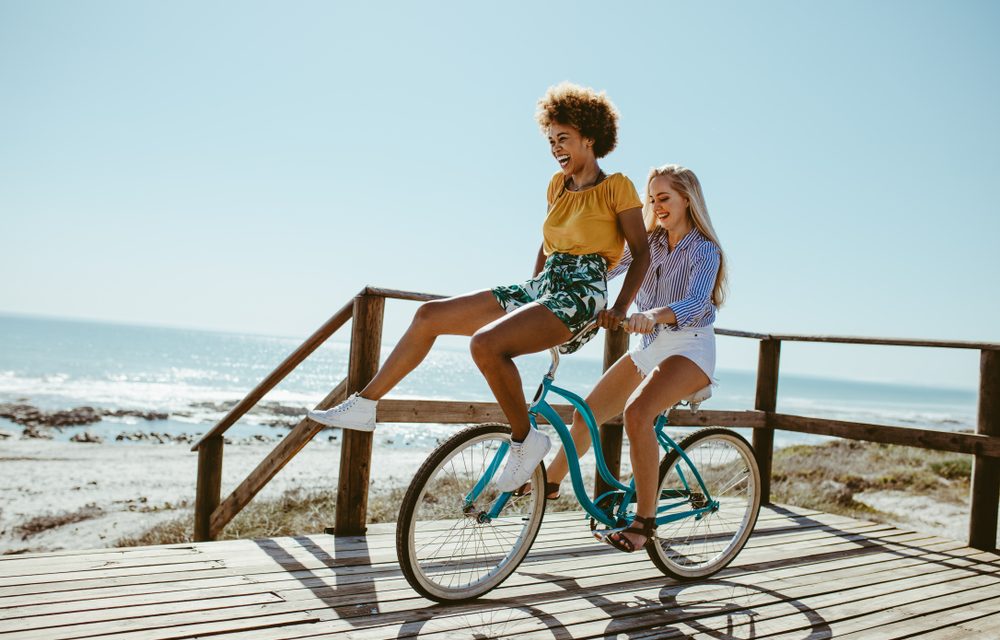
[491,252,608,354]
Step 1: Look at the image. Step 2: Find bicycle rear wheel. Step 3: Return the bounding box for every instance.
[396,423,547,602]
[647,427,761,579]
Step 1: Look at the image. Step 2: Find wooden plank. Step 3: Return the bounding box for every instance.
[0,546,201,572]
[335,294,384,536]
[192,295,356,449]
[771,413,1000,457]
[376,399,764,429]
[363,286,446,303]
[835,593,1000,639]
[15,605,322,640]
[207,379,348,539]
[0,559,229,589]
[0,549,213,579]
[970,348,1000,550]
[762,573,1000,639]
[753,338,780,503]
[762,333,1000,350]
[0,576,255,612]
[914,612,1000,640]
[0,592,285,635]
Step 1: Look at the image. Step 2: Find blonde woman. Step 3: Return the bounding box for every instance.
[519,164,727,553]
[308,83,650,492]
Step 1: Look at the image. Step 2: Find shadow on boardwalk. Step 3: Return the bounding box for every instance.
[0,505,997,639]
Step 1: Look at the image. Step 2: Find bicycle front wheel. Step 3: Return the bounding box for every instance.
[396,423,547,602]
[647,427,761,580]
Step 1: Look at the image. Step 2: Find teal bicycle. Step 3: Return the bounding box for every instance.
[395,325,762,602]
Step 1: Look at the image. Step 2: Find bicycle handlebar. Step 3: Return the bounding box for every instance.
[545,318,630,379]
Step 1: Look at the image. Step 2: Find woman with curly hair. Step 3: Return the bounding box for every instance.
[523,164,727,553]
[309,82,650,491]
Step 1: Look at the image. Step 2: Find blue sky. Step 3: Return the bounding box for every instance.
[1,1,997,388]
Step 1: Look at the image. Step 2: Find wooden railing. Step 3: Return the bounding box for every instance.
[192,286,1000,551]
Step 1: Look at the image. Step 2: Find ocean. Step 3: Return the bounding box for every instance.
[0,314,979,450]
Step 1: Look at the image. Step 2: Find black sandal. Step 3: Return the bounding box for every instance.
[595,515,657,553]
[512,481,561,500]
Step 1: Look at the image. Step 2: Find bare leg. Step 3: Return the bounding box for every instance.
[469,303,572,441]
[361,290,505,400]
[617,355,710,549]
[545,354,644,493]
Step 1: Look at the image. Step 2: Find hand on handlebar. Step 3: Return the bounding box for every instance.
[595,308,626,330]
[624,311,657,334]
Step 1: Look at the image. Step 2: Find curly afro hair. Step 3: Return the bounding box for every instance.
[535,82,621,159]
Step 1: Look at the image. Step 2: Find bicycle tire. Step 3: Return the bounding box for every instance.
[646,427,761,579]
[396,423,547,602]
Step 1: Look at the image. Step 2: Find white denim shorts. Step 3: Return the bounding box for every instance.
[630,325,717,382]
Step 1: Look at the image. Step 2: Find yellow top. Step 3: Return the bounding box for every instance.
[542,171,642,270]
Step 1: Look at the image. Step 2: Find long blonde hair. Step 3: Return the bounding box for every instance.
[642,164,728,307]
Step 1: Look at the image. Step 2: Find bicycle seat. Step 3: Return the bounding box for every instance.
[677,385,712,412]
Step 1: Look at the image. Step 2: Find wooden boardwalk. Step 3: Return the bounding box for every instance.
[1,505,999,639]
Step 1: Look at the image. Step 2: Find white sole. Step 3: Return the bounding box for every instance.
[306,410,376,432]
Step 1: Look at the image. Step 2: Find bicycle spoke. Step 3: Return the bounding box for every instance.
[647,429,761,579]
[398,424,546,601]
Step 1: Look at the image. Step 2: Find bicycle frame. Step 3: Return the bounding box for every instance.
[467,353,720,528]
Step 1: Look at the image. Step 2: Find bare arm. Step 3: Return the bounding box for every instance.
[625,246,719,333]
[533,244,546,277]
[597,206,650,329]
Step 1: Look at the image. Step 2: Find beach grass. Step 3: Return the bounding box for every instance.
[771,439,971,521]
[117,439,973,547]
[116,485,409,547]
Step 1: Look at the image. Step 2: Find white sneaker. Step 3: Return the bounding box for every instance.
[494,428,551,492]
[307,393,377,432]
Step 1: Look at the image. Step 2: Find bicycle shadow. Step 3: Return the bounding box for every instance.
[393,598,577,640]
[519,570,831,640]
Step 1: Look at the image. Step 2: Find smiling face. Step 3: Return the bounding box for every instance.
[547,122,595,176]
[648,175,692,235]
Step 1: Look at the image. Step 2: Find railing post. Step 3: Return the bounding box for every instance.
[595,326,630,498]
[194,436,224,541]
[969,349,1000,551]
[334,293,385,536]
[753,339,781,505]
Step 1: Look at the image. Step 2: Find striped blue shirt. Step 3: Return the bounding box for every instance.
[608,228,720,348]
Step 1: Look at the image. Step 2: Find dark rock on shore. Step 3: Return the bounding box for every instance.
[1,403,102,427]
[22,426,54,440]
[189,400,239,412]
[104,409,169,421]
[0,403,168,428]
[114,431,195,445]
[70,432,104,444]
